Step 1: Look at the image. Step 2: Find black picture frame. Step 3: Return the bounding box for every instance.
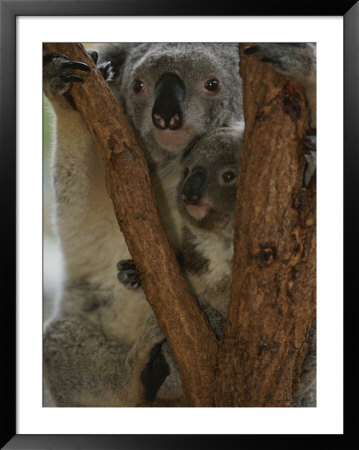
[1,1,357,448]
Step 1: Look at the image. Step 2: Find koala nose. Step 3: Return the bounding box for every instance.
[152,73,185,130]
[182,170,207,205]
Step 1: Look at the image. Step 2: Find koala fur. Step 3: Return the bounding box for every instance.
[98,43,243,163]
[43,43,243,406]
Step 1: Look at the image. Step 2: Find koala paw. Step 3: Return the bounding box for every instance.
[117,259,142,290]
[43,53,90,109]
[87,50,117,82]
[97,61,118,82]
[303,134,316,187]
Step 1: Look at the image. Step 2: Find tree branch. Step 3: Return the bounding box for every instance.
[43,42,218,406]
[214,44,316,407]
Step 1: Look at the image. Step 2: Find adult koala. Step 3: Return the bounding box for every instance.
[97,43,244,248]
[43,43,243,406]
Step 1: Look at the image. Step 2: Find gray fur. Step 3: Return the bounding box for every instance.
[99,43,243,165]
[43,314,164,406]
[43,43,243,406]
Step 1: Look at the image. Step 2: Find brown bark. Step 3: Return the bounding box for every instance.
[214,45,316,406]
[43,42,218,407]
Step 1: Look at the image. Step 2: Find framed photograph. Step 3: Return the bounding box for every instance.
[1,0,357,448]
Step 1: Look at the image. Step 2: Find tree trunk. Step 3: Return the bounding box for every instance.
[214,44,316,407]
[43,42,218,407]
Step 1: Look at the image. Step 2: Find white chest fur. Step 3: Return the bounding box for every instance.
[186,233,234,310]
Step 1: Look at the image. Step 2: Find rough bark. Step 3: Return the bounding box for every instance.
[214,45,316,406]
[43,42,218,407]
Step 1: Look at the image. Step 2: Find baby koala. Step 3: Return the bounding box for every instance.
[118,124,243,324]
[118,123,243,308]
[176,124,244,318]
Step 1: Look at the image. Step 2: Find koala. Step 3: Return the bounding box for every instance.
[243,43,316,187]
[42,43,244,406]
[176,125,243,315]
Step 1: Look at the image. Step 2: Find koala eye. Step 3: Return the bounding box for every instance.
[133,79,145,93]
[183,167,189,179]
[221,170,236,184]
[204,78,220,92]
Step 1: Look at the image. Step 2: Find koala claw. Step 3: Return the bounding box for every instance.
[87,49,99,64]
[117,259,142,290]
[62,74,84,84]
[61,60,91,73]
[43,53,90,108]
